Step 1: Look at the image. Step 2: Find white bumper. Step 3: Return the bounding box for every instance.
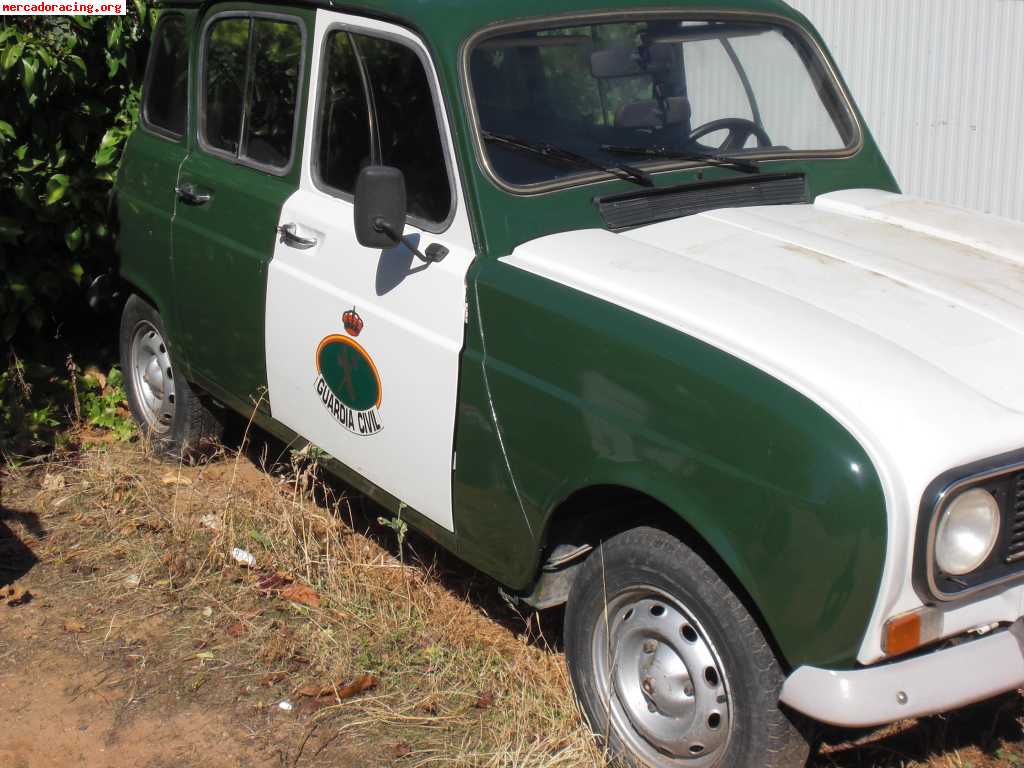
[779,620,1024,728]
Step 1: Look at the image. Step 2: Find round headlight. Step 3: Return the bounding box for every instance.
[934,488,1001,576]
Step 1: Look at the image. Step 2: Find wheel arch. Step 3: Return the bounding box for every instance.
[536,481,794,671]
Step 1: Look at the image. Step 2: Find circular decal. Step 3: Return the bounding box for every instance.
[316,335,382,412]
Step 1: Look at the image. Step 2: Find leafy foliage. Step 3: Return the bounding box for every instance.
[80,365,135,441]
[0,6,150,344]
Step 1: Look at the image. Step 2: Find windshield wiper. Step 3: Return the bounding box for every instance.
[601,144,761,175]
[482,131,655,188]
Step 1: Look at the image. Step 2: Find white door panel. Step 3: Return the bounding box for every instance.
[265,10,474,531]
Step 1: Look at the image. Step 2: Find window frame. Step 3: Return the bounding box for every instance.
[311,21,458,234]
[197,9,308,177]
[140,12,190,142]
[460,9,865,196]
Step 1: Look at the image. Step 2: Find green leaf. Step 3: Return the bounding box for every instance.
[45,174,70,205]
[69,262,84,284]
[21,57,37,97]
[65,227,83,253]
[67,54,87,76]
[0,120,14,141]
[2,42,22,71]
[107,22,122,48]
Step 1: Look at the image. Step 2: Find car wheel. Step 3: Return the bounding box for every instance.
[120,294,223,458]
[564,526,809,768]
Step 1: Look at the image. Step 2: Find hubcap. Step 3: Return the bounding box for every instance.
[592,588,732,766]
[130,321,176,434]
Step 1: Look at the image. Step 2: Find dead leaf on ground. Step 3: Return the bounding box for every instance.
[3,585,31,607]
[41,473,66,490]
[475,690,496,709]
[296,674,378,701]
[225,622,245,638]
[391,741,413,759]
[260,671,287,687]
[279,583,320,609]
[63,619,86,634]
[257,571,293,592]
[160,472,192,487]
[297,695,334,715]
[83,366,107,389]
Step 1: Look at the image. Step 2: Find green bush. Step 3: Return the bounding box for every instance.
[0,5,150,345]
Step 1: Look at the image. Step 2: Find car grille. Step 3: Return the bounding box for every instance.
[1007,473,1024,563]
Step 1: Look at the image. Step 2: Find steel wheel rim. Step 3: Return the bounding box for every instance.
[130,321,176,435]
[591,586,733,767]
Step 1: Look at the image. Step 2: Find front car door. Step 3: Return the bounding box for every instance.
[172,6,310,410]
[265,12,476,531]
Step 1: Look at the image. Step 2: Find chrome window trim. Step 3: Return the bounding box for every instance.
[196,9,308,177]
[458,8,865,196]
[140,12,189,143]
[916,455,1024,603]
[310,20,458,235]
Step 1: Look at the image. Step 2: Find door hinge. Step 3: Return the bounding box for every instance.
[452,452,457,471]
[464,301,469,325]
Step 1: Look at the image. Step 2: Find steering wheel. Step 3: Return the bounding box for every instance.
[688,118,772,152]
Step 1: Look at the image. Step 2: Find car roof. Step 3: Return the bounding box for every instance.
[162,0,808,49]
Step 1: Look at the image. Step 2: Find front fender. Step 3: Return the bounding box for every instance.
[461,259,886,670]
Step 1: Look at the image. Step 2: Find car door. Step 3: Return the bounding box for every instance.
[116,11,191,338]
[172,8,309,407]
[265,12,475,531]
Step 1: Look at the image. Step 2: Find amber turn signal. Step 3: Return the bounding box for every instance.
[883,608,942,657]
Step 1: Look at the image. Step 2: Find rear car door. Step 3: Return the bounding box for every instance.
[172,7,309,409]
[116,11,191,339]
[265,12,476,531]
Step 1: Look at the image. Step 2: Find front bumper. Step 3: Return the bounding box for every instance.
[780,620,1024,728]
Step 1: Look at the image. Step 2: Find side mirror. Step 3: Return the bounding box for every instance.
[354,165,408,249]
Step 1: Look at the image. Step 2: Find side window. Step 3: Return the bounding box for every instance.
[356,35,452,224]
[202,15,304,170]
[243,20,304,167]
[143,15,189,138]
[316,31,371,196]
[315,30,453,225]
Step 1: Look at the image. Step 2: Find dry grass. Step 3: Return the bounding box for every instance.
[2,428,1023,767]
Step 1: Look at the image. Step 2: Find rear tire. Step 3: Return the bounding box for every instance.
[564,526,809,768]
[120,294,223,459]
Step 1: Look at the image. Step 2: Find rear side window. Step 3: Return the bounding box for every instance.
[201,14,304,172]
[143,15,189,138]
[315,30,453,226]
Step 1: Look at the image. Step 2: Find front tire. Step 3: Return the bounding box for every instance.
[120,294,223,458]
[564,526,809,768]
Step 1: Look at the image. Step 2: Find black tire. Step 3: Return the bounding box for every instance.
[119,294,223,458]
[564,526,809,768]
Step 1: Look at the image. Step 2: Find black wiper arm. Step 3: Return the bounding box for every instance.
[482,131,655,188]
[601,144,761,174]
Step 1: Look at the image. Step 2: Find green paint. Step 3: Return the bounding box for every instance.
[317,337,381,412]
[453,260,888,669]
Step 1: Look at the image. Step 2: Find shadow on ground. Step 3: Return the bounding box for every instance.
[0,498,45,588]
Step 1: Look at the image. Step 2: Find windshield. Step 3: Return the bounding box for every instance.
[468,18,858,188]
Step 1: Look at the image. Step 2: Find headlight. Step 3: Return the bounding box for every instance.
[934,488,1001,575]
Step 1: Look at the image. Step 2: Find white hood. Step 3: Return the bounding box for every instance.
[504,188,1024,662]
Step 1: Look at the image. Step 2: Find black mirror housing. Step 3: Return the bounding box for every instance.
[354,165,408,249]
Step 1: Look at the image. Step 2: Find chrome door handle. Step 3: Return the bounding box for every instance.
[175,182,212,205]
[277,223,318,250]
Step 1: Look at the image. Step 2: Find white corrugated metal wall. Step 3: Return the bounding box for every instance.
[786,0,1024,222]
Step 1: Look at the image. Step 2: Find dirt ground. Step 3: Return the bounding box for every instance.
[1,433,1023,768]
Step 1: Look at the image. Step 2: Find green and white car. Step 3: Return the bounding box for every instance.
[114,0,1024,765]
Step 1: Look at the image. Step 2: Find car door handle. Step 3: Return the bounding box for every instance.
[277,223,318,250]
[175,182,212,205]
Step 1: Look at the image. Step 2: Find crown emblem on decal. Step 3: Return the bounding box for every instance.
[343,307,364,337]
